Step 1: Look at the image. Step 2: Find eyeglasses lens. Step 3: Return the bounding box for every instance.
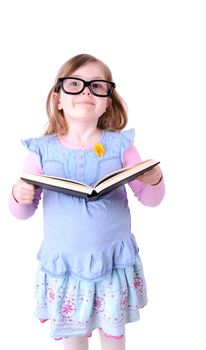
[90,81,110,96]
[63,79,83,93]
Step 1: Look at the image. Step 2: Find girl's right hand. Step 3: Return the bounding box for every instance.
[12,179,36,204]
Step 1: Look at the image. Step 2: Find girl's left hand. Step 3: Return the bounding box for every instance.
[137,165,162,186]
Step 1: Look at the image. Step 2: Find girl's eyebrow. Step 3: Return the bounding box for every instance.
[70,75,105,80]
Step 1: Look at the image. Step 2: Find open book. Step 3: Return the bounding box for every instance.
[21,159,160,201]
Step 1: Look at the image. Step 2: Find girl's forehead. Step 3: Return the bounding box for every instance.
[71,62,106,79]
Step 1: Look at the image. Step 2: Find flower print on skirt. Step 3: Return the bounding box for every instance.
[34,254,147,340]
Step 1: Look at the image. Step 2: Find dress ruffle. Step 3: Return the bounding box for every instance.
[21,135,54,153]
[21,129,135,168]
[35,254,147,339]
[120,129,135,149]
[37,234,139,281]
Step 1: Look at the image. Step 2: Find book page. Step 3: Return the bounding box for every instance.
[94,160,157,186]
[94,160,159,193]
[21,174,93,195]
[36,174,89,187]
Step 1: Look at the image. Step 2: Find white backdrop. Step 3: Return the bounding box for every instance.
[1,1,206,349]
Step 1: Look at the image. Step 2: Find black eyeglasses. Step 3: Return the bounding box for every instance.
[54,77,116,97]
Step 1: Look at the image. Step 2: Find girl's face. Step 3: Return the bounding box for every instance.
[57,62,110,125]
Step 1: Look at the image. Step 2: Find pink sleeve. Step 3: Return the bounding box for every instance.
[123,145,165,207]
[8,152,43,220]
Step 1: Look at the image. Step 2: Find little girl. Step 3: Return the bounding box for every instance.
[9,54,165,350]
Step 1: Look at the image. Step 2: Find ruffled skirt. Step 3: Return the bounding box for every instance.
[34,254,147,339]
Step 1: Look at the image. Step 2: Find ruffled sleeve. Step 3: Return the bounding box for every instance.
[21,138,42,166]
[120,129,135,162]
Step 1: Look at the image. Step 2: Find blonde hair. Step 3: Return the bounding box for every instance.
[44,54,128,135]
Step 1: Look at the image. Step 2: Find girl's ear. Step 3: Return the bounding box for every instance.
[52,92,62,110]
[106,97,112,108]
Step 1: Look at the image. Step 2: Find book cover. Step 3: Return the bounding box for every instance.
[21,159,160,201]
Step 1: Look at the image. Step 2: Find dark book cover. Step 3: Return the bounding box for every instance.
[21,160,160,201]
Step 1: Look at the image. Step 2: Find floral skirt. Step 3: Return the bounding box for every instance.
[34,255,147,340]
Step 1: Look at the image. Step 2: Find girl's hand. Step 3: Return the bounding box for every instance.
[137,164,162,186]
[12,179,37,204]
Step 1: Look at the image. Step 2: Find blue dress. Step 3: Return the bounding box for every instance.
[22,129,148,339]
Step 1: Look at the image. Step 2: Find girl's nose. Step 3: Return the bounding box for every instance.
[82,86,91,95]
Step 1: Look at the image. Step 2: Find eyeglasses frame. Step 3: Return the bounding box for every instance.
[54,77,116,97]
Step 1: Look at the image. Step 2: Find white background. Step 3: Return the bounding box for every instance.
[1,1,206,349]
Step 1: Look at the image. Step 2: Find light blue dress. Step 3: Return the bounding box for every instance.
[22,129,148,339]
